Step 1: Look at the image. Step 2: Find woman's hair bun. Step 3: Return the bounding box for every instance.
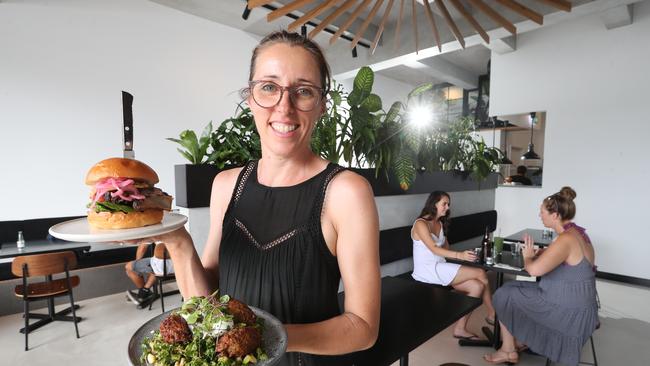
[559,186,576,201]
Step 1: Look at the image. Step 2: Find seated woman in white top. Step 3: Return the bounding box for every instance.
[412,191,496,340]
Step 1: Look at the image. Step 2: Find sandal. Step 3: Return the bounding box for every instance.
[483,350,519,365]
[515,344,529,353]
[485,316,496,326]
[452,333,483,341]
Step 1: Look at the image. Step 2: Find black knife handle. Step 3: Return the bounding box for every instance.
[122,91,134,151]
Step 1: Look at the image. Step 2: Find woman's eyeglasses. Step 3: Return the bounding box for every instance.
[246,80,324,112]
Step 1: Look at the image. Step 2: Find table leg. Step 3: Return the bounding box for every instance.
[399,354,409,366]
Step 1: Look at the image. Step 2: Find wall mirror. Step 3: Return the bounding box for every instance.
[494,111,546,187]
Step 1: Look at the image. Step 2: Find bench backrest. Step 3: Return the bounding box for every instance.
[379,210,497,265]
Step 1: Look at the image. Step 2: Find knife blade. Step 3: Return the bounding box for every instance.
[122,91,135,159]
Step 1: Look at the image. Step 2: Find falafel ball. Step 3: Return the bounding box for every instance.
[227,298,257,325]
[159,314,192,344]
[216,327,262,357]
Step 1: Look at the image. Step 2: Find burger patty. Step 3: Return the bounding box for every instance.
[215,327,262,357]
[159,314,192,345]
[102,187,172,211]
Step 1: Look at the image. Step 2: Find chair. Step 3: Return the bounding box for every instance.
[544,333,598,366]
[11,251,81,351]
[148,243,179,313]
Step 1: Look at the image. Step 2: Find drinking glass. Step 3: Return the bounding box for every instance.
[511,242,522,257]
[493,237,504,256]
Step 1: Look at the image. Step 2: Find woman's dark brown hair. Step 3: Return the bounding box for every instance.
[247,30,331,94]
[543,186,577,220]
[418,191,451,234]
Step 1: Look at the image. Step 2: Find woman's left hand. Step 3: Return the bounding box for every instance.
[522,233,535,259]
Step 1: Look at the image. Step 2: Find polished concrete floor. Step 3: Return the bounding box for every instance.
[1,287,649,366]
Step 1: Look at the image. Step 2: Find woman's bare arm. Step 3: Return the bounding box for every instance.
[284,171,380,354]
[523,233,570,277]
[413,221,466,260]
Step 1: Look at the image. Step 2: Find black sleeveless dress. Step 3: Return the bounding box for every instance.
[219,160,352,366]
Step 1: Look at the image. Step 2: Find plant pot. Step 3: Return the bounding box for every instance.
[174,164,222,208]
[351,168,498,196]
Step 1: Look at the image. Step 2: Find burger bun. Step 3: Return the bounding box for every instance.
[88,209,164,230]
[86,157,158,186]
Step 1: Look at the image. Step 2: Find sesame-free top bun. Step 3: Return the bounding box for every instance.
[85,157,159,185]
[87,209,164,229]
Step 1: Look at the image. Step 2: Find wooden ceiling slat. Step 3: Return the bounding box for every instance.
[267,0,315,22]
[371,0,396,54]
[412,0,419,54]
[288,0,341,32]
[495,0,544,25]
[449,0,489,44]
[394,0,406,51]
[536,0,572,12]
[329,0,373,45]
[436,0,465,48]
[308,0,357,39]
[247,0,275,9]
[423,0,442,52]
[467,0,517,35]
[351,0,385,49]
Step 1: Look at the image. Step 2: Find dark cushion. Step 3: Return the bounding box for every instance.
[378,210,497,265]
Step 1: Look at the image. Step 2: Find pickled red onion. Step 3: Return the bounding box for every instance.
[90,177,145,208]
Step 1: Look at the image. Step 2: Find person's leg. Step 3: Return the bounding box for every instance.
[451,266,496,320]
[450,278,484,338]
[484,320,519,364]
[125,261,145,288]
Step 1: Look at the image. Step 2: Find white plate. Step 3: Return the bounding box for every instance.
[48,212,188,243]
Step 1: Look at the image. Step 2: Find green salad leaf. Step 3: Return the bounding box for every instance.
[141,292,267,366]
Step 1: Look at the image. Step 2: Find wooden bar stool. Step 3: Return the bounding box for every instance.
[12,251,81,351]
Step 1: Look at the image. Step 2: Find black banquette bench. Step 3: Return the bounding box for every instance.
[340,210,497,366]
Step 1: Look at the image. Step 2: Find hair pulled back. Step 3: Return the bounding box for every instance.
[543,186,577,220]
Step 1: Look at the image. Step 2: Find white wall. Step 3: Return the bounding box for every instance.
[490,1,650,279]
[0,0,259,220]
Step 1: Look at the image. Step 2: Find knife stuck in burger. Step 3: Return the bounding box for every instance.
[86,157,173,229]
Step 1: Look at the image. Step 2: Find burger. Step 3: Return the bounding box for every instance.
[85,157,173,229]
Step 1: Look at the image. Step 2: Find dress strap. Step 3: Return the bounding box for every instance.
[311,164,346,220]
[228,160,256,209]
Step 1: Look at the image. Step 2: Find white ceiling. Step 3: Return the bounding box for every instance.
[148,0,630,89]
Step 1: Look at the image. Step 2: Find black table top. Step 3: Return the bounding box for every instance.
[0,240,91,260]
[504,228,554,247]
[342,275,482,366]
[448,251,531,277]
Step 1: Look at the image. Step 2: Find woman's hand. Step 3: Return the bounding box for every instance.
[123,227,192,248]
[522,233,535,259]
[458,250,477,262]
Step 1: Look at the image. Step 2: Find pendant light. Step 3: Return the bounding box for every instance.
[521,112,541,160]
[500,129,513,165]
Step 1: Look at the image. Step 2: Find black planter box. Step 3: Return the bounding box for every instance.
[351,169,498,196]
[174,164,223,208]
[175,164,499,208]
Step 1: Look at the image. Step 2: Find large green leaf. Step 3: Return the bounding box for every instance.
[361,94,382,112]
[385,102,403,124]
[353,66,374,95]
[407,82,433,99]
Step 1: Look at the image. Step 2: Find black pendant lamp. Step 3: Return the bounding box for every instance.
[521,112,541,160]
[500,129,513,165]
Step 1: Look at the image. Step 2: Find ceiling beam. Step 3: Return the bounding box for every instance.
[412,57,478,89]
[486,35,517,54]
[371,0,396,54]
[308,0,357,39]
[600,3,633,29]
[449,0,490,44]
[423,0,442,52]
[267,0,316,22]
[330,0,373,45]
[436,0,465,48]
[351,0,384,48]
[467,0,517,35]
[495,0,544,25]
[288,0,341,31]
[536,0,572,12]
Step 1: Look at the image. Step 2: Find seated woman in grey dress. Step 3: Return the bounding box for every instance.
[484,187,598,365]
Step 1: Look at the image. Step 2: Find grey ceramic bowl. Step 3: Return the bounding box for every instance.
[128,306,287,366]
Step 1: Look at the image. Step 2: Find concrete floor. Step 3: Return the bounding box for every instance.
[1,288,649,366]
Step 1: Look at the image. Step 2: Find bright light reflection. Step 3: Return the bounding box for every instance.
[408,104,434,129]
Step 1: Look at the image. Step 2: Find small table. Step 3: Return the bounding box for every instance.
[0,240,91,260]
[505,228,554,247]
[447,251,532,349]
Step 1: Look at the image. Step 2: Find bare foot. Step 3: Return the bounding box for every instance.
[484,350,519,364]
